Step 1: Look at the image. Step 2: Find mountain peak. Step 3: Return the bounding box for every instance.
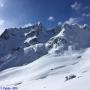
[0,23,90,62]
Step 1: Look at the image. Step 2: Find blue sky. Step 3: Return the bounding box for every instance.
[0,0,90,29]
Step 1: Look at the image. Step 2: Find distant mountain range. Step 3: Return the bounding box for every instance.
[0,22,90,70]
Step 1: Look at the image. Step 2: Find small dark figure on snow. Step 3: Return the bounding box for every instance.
[65,74,76,81]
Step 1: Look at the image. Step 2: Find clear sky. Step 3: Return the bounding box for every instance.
[0,0,90,29]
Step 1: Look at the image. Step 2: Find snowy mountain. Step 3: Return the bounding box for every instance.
[0,22,90,90]
[46,23,90,54]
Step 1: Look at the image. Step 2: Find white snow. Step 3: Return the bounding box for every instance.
[0,48,90,90]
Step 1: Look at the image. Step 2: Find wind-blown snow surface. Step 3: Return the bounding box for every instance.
[0,48,90,90]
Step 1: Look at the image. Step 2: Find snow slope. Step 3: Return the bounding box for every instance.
[0,48,90,90]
